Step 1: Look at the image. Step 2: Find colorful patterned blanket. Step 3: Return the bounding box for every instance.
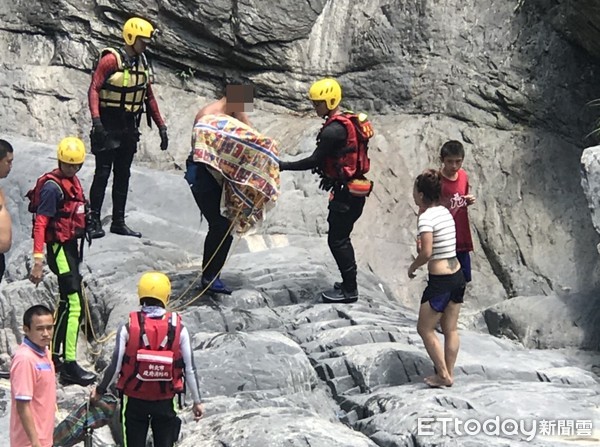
[53,394,118,447]
[192,114,280,232]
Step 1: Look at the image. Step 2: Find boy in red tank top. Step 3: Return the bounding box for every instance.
[439,141,475,282]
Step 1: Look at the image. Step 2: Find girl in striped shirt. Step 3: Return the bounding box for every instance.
[408,169,466,388]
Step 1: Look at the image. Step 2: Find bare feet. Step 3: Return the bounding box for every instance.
[424,374,453,388]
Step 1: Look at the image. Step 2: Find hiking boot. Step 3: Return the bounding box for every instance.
[322,287,358,304]
[60,361,96,386]
[201,275,233,295]
[87,212,105,239]
[110,220,142,238]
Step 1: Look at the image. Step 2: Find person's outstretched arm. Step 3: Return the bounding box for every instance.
[279,122,346,172]
[91,323,128,401]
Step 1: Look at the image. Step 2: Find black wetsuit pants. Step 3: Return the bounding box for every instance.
[327,187,366,292]
[187,162,233,278]
[89,112,139,222]
[0,253,5,283]
[121,396,180,447]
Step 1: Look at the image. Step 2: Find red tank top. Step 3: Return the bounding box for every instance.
[440,169,473,253]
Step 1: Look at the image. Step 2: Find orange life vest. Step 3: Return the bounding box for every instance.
[319,112,374,181]
[27,169,87,243]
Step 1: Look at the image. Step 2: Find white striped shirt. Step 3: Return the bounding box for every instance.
[418,205,456,260]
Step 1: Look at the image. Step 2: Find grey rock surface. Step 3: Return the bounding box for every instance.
[0,146,598,446]
[581,146,600,238]
[1,0,600,444]
[0,0,600,306]
[484,293,600,350]
[533,0,600,61]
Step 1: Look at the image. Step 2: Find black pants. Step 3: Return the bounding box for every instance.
[187,162,233,278]
[327,188,366,292]
[121,396,180,447]
[0,253,5,283]
[47,239,84,362]
[89,114,139,220]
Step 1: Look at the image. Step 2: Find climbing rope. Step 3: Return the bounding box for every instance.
[81,283,117,357]
[170,194,267,311]
[47,189,269,357]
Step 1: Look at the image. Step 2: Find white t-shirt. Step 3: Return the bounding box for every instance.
[418,205,456,260]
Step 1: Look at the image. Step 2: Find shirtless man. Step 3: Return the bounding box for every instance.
[0,139,14,283]
[193,84,253,126]
[186,84,254,294]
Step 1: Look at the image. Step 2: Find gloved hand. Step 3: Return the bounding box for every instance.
[318,177,335,191]
[84,213,94,246]
[90,117,107,154]
[159,126,168,151]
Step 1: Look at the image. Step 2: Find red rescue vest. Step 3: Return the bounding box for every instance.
[116,311,185,400]
[27,169,87,243]
[319,112,374,181]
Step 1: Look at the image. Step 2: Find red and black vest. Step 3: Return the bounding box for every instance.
[319,112,374,181]
[117,311,185,400]
[27,169,86,243]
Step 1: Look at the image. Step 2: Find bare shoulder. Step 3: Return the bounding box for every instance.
[194,100,224,124]
[194,105,209,122]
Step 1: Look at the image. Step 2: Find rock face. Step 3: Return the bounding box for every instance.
[1,0,600,444]
[0,146,598,446]
[535,0,600,61]
[2,0,600,307]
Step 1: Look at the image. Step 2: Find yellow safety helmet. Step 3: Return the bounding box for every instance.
[57,137,86,164]
[308,78,342,110]
[138,271,171,307]
[123,17,154,46]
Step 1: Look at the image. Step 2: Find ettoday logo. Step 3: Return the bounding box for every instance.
[417,417,594,441]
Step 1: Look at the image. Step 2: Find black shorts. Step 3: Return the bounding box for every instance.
[421,269,466,312]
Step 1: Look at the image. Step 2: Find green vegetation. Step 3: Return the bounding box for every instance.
[177,67,196,84]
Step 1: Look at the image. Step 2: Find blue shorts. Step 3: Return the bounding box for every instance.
[421,269,466,313]
[456,251,472,283]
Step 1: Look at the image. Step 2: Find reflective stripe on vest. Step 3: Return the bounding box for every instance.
[116,311,184,400]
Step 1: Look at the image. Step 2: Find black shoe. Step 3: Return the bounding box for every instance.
[322,287,358,304]
[60,361,96,386]
[110,221,142,238]
[87,213,105,239]
[334,282,342,290]
[89,227,106,239]
[201,275,233,295]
